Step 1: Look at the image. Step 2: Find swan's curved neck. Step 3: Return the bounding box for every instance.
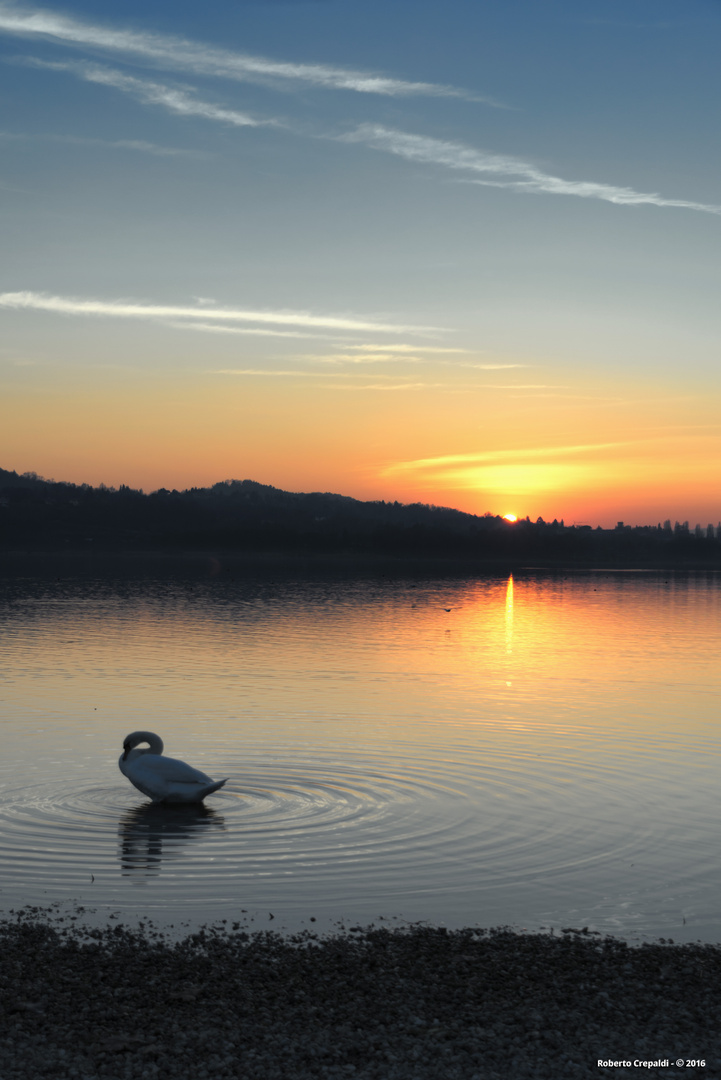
[126,731,164,755]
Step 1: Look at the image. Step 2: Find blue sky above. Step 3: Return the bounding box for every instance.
[1,0,720,523]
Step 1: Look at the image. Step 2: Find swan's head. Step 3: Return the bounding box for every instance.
[122,731,164,760]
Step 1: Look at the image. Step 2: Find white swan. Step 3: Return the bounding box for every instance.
[119,731,228,804]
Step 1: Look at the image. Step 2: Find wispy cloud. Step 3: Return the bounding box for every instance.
[344,124,721,216]
[0,290,432,334]
[211,368,546,393]
[302,351,528,369]
[307,352,422,365]
[165,321,330,340]
[460,362,529,370]
[0,3,487,101]
[24,58,268,128]
[211,370,447,390]
[348,343,468,354]
[212,369,352,377]
[339,344,528,369]
[384,441,639,476]
[328,382,461,392]
[0,128,200,156]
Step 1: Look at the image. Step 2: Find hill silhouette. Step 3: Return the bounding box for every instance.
[1,468,719,565]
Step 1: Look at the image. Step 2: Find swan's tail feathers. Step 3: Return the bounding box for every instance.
[200,778,228,800]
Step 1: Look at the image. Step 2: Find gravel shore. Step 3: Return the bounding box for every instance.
[1,909,719,1079]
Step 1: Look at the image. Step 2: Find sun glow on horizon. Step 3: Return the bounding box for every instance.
[503,513,518,522]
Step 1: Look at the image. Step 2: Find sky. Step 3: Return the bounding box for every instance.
[1,0,720,527]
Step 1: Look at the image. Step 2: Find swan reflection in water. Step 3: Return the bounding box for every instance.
[118,802,226,881]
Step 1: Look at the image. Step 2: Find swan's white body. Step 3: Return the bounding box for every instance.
[119,731,228,804]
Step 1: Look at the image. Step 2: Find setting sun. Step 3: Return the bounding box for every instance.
[503,514,518,523]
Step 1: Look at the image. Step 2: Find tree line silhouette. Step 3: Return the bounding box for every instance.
[1,468,719,564]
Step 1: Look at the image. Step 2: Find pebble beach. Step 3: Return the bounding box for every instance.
[1,908,719,1080]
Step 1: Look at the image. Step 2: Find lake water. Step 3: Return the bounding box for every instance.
[1,556,719,942]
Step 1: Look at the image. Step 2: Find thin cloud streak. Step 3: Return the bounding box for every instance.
[165,321,331,340]
[0,291,430,333]
[460,363,529,370]
[348,344,468,354]
[384,440,645,475]
[316,345,527,369]
[314,356,532,369]
[24,59,267,128]
[328,382,463,391]
[0,128,201,156]
[211,371,446,387]
[212,369,353,377]
[345,124,721,216]
[212,370,511,392]
[311,352,423,364]
[0,3,486,101]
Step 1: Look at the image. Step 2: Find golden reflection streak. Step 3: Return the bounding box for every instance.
[505,573,514,658]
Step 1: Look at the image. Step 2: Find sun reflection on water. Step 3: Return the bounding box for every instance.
[505,573,514,656]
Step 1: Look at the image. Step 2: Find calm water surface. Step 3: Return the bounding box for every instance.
[1,558,719,941]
